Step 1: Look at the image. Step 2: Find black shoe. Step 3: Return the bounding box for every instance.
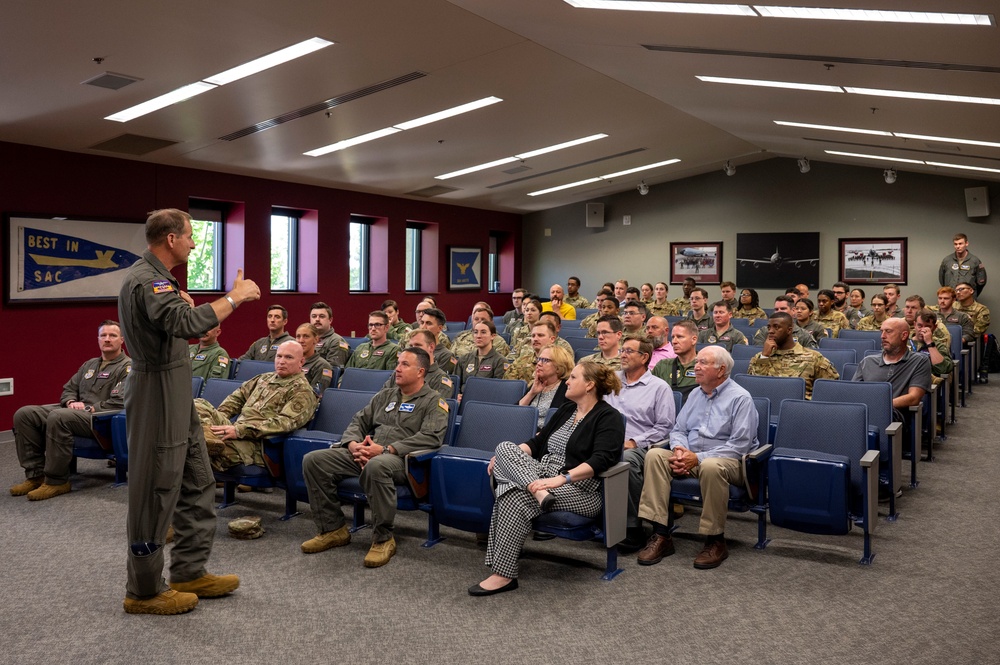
[532,531,556,541]
[618,527,649,554]
[540,493,557,512]
[468,579,519,596]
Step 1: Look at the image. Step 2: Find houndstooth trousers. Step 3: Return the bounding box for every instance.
[485,439,601,579]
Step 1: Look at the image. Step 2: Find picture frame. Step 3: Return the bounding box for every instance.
[669,241,722,285]
[5,214,146,303]
[735,232,820,290]
[448,246,482,290]
[838,237,907,285]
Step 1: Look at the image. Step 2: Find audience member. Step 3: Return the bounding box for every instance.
[930,287,975,343]
[748,312,838,398]
[239,305,293,360]
[647,282,677,318]
[542,283,577,320]
[382,329,454,399]
[564,276,590,309]
[621,299,648,336]
[503,289,527,327]
[939,233,986,295]
[646,316,675,368]
[346,311,400,370]
[685,288,711,331]
[856,293,889,331]
[458,320,509,392]
[295,323,335,397]
[309,302,350,368]
[814,289,850,337]
[850,288,872,318]
[189,325,230,380]
[697,300,748,351]
[719,281,738,311]
[382,299,411,342]
[734,288,766,324]
[753,296,818,348]
[793,298,827,344]
[652,320,699,401]
[518,344,573,428]
[585,315,623,370]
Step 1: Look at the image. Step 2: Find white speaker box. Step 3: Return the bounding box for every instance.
[965,186,990,218]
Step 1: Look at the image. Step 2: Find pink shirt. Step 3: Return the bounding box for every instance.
[649,342,676,369]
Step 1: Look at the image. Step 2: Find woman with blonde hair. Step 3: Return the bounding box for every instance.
[518,344,574,428]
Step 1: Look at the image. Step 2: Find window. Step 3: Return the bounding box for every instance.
[405,225,423,291]
[187,205,224,291]
[270,209,299,291]
[487,234,500,292]
[349,216,372,291]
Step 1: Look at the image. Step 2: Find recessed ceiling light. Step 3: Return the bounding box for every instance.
[204,37,333,86]
[925,161,1000,175]
[824,150,926,165]
[528,158,681,196]
[893,132,1000,150]
[394,97,502,130]
[697,76,844,93]
[436,133,609,180]
[563,1,756,16]
[844,86,1000,106]
[304,127,401,157]
[774,120,892,136]
[306,97,503,157]
[753,7,992,25]
[105,82,217,122]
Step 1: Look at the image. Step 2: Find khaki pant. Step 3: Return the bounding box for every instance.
[14,404,94,485]
[638,447,742,536]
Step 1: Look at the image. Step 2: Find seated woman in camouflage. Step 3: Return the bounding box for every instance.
[508,296,543,359]
[733,288,767,324]
[793,298,827,344]
[646,282,677,318]
[856,294,890,331]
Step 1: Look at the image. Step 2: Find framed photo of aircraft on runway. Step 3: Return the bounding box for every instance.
[669,241,722,285]
[838,237,907,285]
[736,232,820,290]
[5,214,146,303]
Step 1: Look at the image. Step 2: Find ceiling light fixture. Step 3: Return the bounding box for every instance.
[704,77,1000,107]
[825,150,926,165]
[204,37,333,85]
[883,168,897,184]
[563,1,993,25]
[773,120,892,137]
[797,157,810,173]
[106,37,334,122]
[306,96,503,157]
[697,75,844,93]
[638,180,650,195]
[528,158,681,196]
[724,160,736,176]
[436,133,608,180]
[776,120,1000,150]
[925,161,1000,175]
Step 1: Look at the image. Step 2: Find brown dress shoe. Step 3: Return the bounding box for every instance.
[693,539,729,569]
[637,534,675,566]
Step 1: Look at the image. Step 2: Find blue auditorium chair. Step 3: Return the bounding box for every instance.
[339,368,394,392]
[231,359,274,381]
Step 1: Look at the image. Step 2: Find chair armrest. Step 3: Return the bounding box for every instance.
[406,448,439,464]
[885,422,901,436]
[404,450,438,500]
[599,462,630,479]
[860,449,879,468]
[600,461,629,546]
[748,443,772,460]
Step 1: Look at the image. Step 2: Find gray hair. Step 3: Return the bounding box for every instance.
[701,345,734,378]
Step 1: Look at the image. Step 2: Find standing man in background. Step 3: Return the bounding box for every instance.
[119,208,260,615]
[940,233,986,295]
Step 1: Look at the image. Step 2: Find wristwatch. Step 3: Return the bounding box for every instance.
[563,473,572,484]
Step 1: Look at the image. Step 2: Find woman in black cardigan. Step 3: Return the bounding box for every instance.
[469,360,625,596]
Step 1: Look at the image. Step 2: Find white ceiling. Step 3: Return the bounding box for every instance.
[2,0,999,213]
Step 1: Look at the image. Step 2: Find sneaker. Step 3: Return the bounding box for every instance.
[301,525,351,553]
[363,537,397,568]
[26,482,71,501]
[693,539,729,569]
[637,534,675,566]
[169,573,240,598]
[124,589,198,615]
[10,477,43,496]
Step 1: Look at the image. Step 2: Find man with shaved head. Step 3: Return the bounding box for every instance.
[853,318,932,411]
[542,283,577,320]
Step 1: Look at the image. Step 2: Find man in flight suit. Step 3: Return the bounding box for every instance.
[189,325,230,380]
[10,319,131,500]
[118,208,260,615]
[239,305,292,361]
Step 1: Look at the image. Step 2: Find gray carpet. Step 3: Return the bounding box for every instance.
[2,383,998,665]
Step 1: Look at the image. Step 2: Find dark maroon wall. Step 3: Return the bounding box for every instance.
[0,141,522,429]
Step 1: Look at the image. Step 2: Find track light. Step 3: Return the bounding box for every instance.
[637,180,649,195]
[724,161,736,176]
[884,168,897,184]
[797,157,811,173]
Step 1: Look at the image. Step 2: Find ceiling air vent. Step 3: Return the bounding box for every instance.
[82,72,142,90]
[406,185,459,198]
[90,134,179,155]
[502,165,531,175]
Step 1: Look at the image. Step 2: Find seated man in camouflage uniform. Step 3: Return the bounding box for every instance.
[506,321,560,383]
[747,312,839,399]
[189,325,230,380]
[903,295,951,347]
[564,276,590,310]
[584,315,623,369]
[11,319,131,500]
[300,348,449,568]
[195,340,317,472]
[309,301,350,368]
[538,311,577,357]
[912,310,954,378]
[672,277,696,315]
[584,292,618,337]
[753,296,819,348]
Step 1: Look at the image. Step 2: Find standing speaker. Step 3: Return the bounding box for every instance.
[965,187,990,218]
[586,202,605,228]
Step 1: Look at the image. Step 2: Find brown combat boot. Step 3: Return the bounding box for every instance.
[124,590,198,615]
[26,482,71,501]
[10,477,43,496]
[169,573,240,598]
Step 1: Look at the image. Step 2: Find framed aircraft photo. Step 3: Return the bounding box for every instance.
[670,241,722,285]
[736,232,820,290]
[839,237,907,285]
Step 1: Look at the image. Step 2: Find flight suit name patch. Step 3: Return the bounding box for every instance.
[399,403,415,412]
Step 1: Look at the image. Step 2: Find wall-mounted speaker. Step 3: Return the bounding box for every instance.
[586,202,605,228]
[965,186,990,218]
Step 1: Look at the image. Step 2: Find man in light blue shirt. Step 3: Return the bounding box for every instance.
[636,346,757,570]
[603,335,675,552]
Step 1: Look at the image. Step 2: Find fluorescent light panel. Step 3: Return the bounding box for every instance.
[825,150,926,165]
[528,158,681,196]
[776,120,1000,150]
[925,161,1000,174]
[106,37,333,122]
[306,97,503,157]
[563,1,993,25]
[697,76,844,93]
[105,82,217,122]
[204,37,333,85]
[436,133,609,180]
[703,77,1000,107]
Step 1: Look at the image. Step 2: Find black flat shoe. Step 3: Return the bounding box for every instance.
[540,493,557,512]
[468,579,519,596]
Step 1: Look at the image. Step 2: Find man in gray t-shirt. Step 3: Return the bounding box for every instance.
[852,318,932,411]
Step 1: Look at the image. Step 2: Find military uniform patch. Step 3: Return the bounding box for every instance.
[152,280,174,294]
[480,364,492,372]
[466,363,476,373]
[195,354,206,361]
[219,357,229,365]
[385,401,396,412]
[399,403,415,412]
[322,368,333,378]
[84,369,95,380]
[441,376,453,387]
[360,349,371,359]
[437,398,449,413]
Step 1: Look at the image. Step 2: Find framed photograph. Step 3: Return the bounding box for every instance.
[5,214,146,303]
[670,242,722,285]
[839,237,907,285]
[736,232,820,290]
[448,246,482,290]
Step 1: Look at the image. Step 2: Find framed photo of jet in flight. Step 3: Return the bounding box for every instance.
[670,241,722,285]
[839,237,907,285]
[735,232,820,290]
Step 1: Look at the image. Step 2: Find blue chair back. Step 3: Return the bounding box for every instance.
[731,374,805,412]
[752,396,771,445]
[567,336,597,356]
[946,324,963,361]
[453,402,538,452]
[838,329,882,342]
[733,357,751,376]
[775,400,869,490]
[813,379,891,455]
[339,368,394,392]
[561,319,583,329]
[730,344,759,360]
[841,363,858,380]
[232,359,274,381]
[576,309,598,319]
[816,348,857,378]
[343,337,367,353]
[459,377,527,415]
[201,378,244,407]
[309,388,377,437]
[560,327,591,339]
[192,376,204,398]
[574,348,593,362]
[819,337,876,358]
[672,390,682,414]
[446,320,468,332]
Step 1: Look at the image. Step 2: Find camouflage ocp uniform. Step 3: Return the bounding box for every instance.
[504,348,538,383]
[815,310,850,338]
[671,297,691,315]
[564,294,591,310]
[579,313,600,337]
[450,330,510,359]
[195,371,317,472]
[647,301,679,318]
[303,353,335,397]
[753,325,819,349]
[957,300,991,336]
[855,315,886,332]
[747,343,839,399]
[398,328,451,350]
[733,307,767,326]
[583,351,621,371]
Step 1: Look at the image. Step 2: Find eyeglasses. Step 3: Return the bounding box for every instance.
[595,330,618,337]
[534,357,553,365]
[623,310,640,316]
[368,323,386,328]
[619,348,646,356]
